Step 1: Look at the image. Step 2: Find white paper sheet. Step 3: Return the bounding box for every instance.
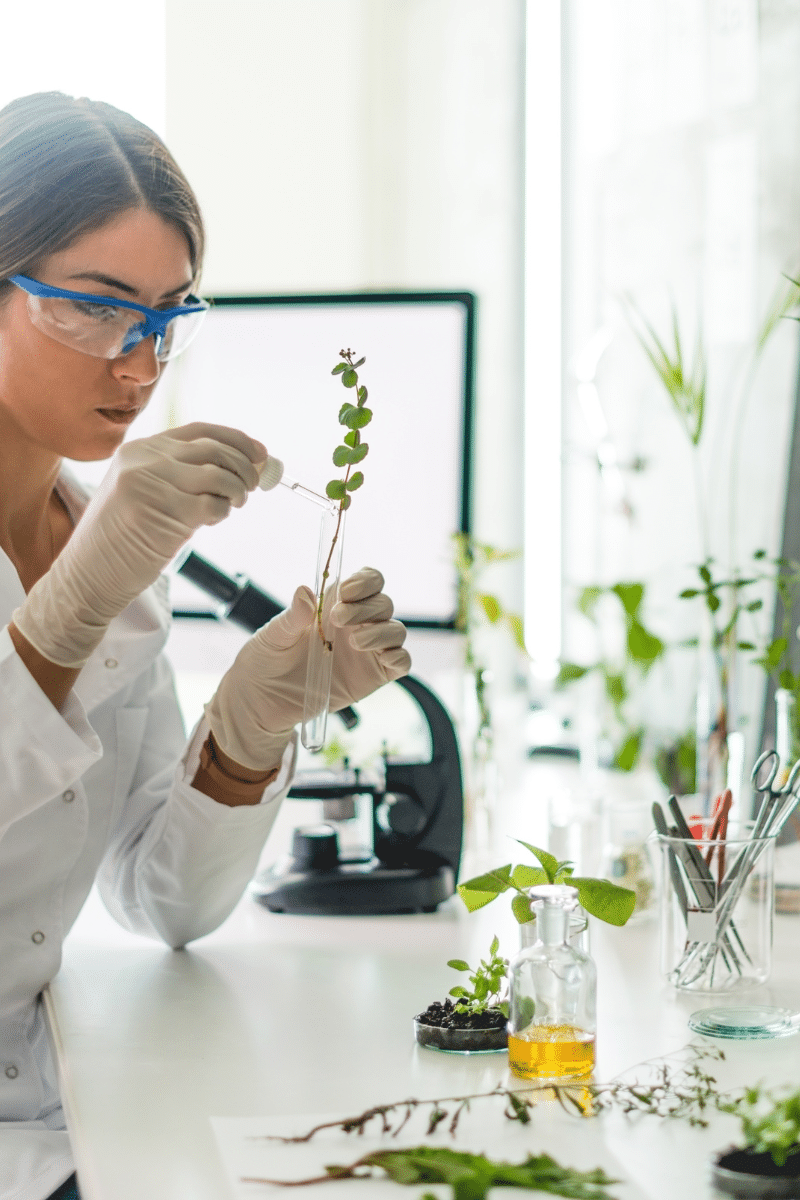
[211,1099,648,1200]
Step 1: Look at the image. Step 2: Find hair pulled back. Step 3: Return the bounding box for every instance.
[0,92,204,304]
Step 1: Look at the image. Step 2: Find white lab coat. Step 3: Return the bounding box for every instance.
[0,469,296,1200]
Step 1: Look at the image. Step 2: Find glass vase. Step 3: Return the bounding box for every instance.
[301,503,346,752]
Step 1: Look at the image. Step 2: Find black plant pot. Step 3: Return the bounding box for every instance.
[413,1001,508,1054]
[711,1146,800,1197]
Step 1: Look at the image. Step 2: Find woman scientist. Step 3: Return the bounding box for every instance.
[0,92,410,1200]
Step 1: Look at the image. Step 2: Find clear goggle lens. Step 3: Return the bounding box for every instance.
[24,292,207,362]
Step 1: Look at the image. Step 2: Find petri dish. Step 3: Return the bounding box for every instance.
[689,1006,800,1040]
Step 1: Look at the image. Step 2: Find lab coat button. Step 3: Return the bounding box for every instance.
[104,658,118,669]
[31,931,45,944]
[62,789,75,803]
[5,1066,18,1079]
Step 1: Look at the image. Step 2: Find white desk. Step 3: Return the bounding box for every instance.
[44,878,800,1200]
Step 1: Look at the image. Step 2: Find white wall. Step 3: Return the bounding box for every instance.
[165,0,526,584]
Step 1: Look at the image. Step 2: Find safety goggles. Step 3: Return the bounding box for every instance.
[8,274,209,362]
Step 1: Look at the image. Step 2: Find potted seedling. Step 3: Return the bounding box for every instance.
[457,841,636,946]
[414,936,509,1054]
[713,1085,800,1197]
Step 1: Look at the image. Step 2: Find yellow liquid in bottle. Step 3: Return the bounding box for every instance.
[508,1024,595,1081]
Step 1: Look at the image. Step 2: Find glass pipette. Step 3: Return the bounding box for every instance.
[258,457,334,510]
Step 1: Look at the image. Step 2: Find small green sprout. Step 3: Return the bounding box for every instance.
[446,936,509,1018]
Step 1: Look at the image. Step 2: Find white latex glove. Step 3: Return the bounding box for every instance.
[13,423,266,667]
[205,567,411,770]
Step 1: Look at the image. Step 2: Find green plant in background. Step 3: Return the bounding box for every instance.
[457,840,636,927]
[556,582,665,772]
[446,936,509,1018]
[623,280,800,790]
[719,1085,800,1169]
[452,534,526,747]
[315,349,372,645]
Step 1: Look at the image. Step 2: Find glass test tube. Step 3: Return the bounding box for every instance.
[301,502,346,752]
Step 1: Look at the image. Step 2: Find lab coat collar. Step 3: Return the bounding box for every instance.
[0,466,172,716]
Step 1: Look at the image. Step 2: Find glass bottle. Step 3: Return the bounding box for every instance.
[507,884,597,1081]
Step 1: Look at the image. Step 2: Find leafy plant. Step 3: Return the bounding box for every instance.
[452,533,526,749]
[556,581,665,772]
[719,1085,800,1168]
[315,349,372,645]
[246,1144,619,1200]
[446,936,509,1018]
[457,841,636,927]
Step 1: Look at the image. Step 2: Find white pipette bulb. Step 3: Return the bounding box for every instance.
[258,457,285,491]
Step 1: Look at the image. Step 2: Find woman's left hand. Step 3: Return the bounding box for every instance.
[204,568,411,771]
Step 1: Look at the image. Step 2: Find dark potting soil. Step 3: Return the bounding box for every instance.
[717,1146,800,1179]
[415,998,506,1030]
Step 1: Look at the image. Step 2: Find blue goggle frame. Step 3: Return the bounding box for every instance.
[9,273,208,357]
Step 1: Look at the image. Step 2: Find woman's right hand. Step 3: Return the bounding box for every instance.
[13,423,267,668]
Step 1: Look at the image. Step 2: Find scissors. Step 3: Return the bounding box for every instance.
[750,749,800,840]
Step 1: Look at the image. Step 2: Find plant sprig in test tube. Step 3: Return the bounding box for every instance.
[301,349,372,751]
[316,348,372,639]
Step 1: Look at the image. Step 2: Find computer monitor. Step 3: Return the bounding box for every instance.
[68,291,475,628]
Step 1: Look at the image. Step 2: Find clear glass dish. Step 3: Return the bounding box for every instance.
[689,1006,800,1040]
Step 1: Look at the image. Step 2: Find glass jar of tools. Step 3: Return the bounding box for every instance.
[656,813,776,992]
[507,885,597,1081]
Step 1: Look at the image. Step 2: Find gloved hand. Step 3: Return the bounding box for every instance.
[13,423,266,667]
[205,567,411,770]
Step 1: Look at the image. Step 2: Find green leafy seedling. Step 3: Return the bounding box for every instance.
[316,349,373,645]
[720,1084,800,1168]
[457,841,636,928]
[446,935,509,1018]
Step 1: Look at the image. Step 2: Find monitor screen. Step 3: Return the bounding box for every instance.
[66,292,475,627]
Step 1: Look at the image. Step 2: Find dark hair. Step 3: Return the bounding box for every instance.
[0,92,204,303]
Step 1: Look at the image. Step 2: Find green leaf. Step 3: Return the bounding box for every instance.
[456,865,513,912]
[679,588,700,599]
[511,893,536,924]
[577,585,602,619]
[446,959,470,972]
[344,429,359,447]
[571,876,636,925]
[448,986,469,997]
[478,593,502,624]
[349,442,368,462]
[357,385,368,404]
[342,368,358,388]
[342,405,373,429]
[332,445,353,467]
[354,356,366,368]
[325,480,347,499]
[510,864,548,890]
[514,840,559,883]
[345,471,364,491]
[331,363,347,374]
[339,402,358,425]
[555,662,590,689]
[506,613,527,653]
[489,935,499,956]
[341,494,352,510]
[613,730,642,772]
[627,620,664,666]
[611,582,644,617]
